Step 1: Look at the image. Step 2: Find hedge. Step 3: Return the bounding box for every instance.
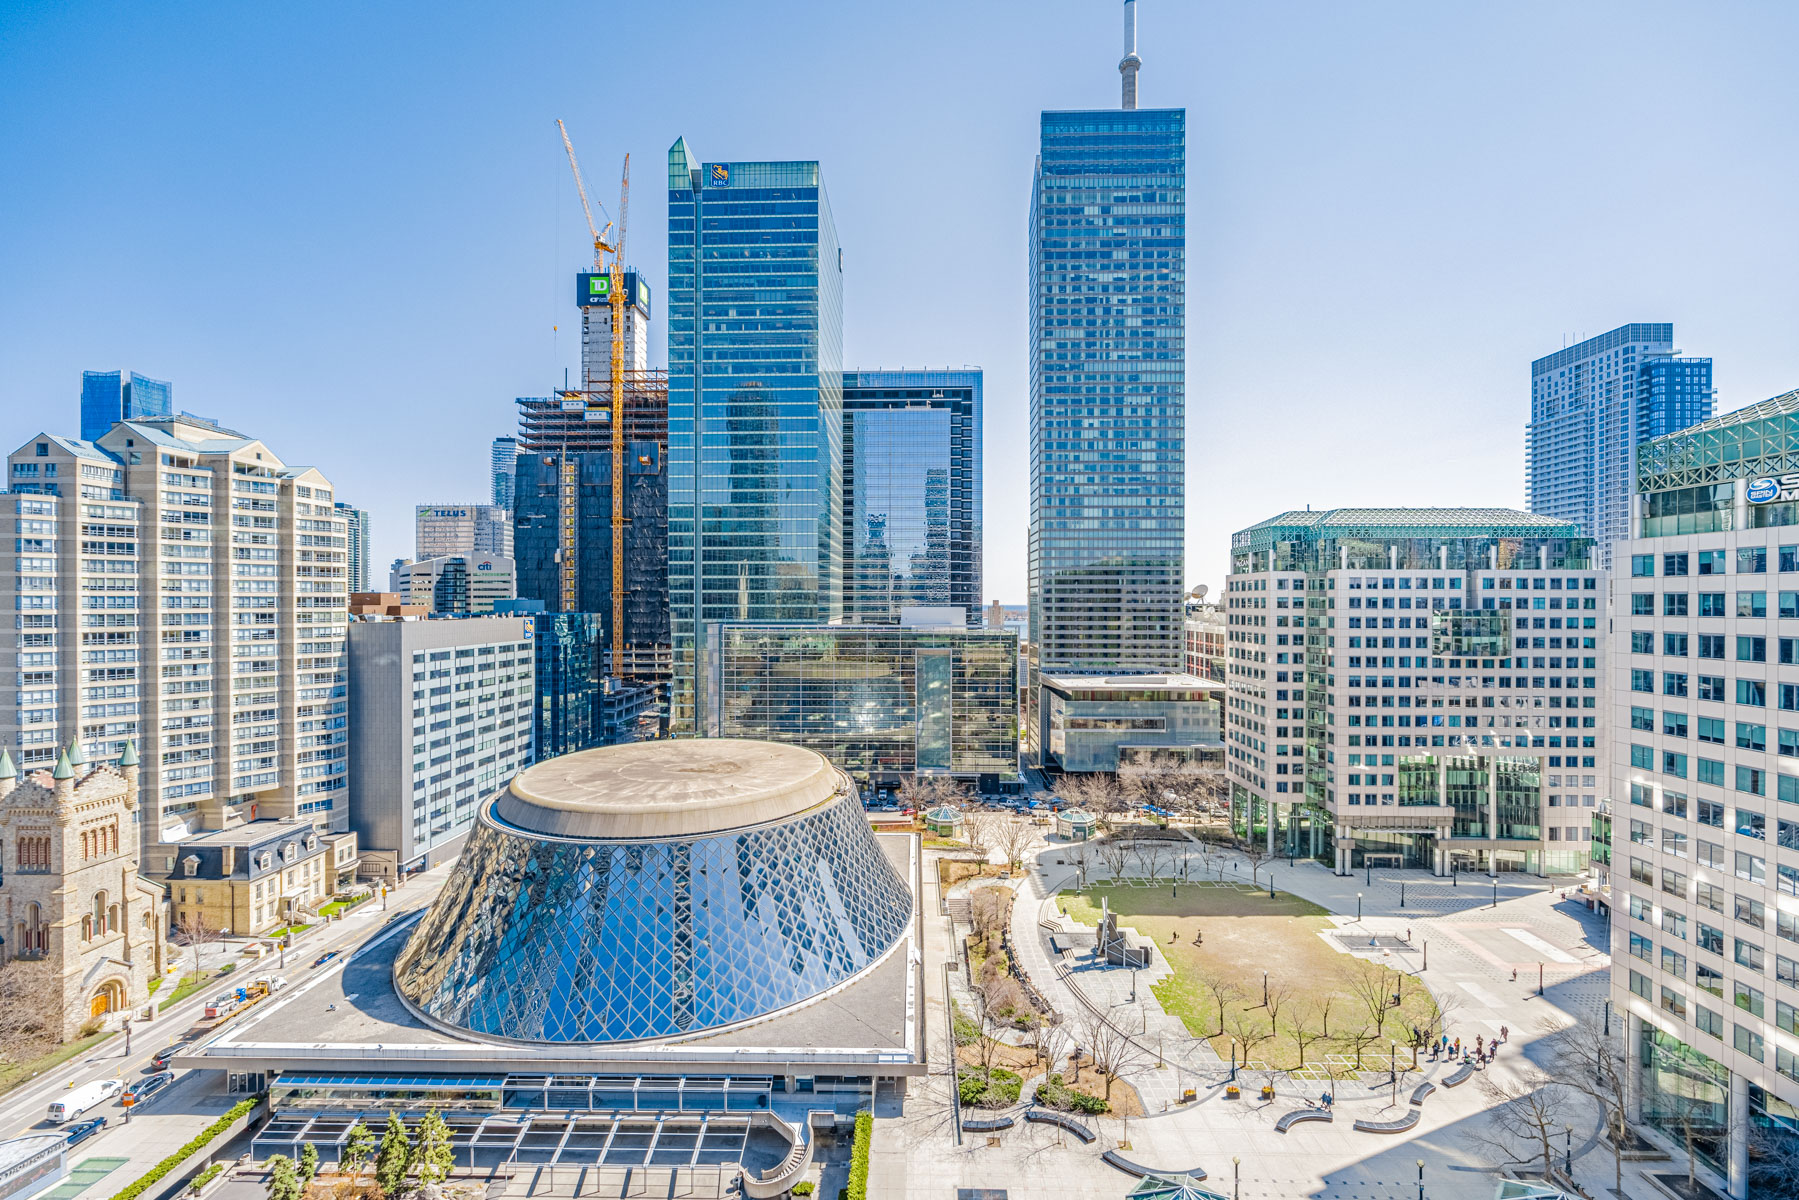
[846,1110,872,1200]
[186,1164,224,1195]
[1033,1073,1108,1114]
[109,1095,260,1200]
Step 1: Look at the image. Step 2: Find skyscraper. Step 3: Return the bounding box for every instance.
[1526,323,1713,567]
[842,369,982,626]
[666,139,843,732]
[490,436,520,510]
[80,370,172,442]
[1027,5,1186,741]
[415,503,512,559]
[335,501,371,592]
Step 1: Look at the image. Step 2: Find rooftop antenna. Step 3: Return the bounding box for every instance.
[1120,0,1142,110]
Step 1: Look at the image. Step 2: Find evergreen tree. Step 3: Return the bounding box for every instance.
[373,1111,412,1196]
[411,1110,455,1185]
[265,1155,301,1200]
[298,1143,319,1185]
[341,1119,376,1178]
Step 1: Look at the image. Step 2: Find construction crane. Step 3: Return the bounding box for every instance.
[555,120,629,680]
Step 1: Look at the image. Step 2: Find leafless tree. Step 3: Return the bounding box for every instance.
[1139,839,1170,882]
[1318,995,1334,1039]
[1226,1008,1274,1065]
[1544,1017,1630,1197]
[966,969,1006,1075]
[1348,965,1397,1043]
[962,811,999,862]
[969,886,1010,938]
[1076,1008,1145,1101]
[173,910,225,982]
[1201,973,1241,1038]
[1237,834,1273,886]
[1343,1021,1383,1070]
[1264,980,1295,1031]
[1035,1014,1071,1074]
[1286,1000,1326,1069]
[1096,835,1132,881]
[1465,1063,1574,1177]
[1066,839,1091,888]
[997,815,1038,874]
[1661,1077,1730,1198]
[0,963,60,1062]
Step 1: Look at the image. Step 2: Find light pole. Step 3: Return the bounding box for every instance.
[1233,1156,1241,1200]
[1416,1159,1425,1200]
[1539,962,1545,996]
[1563,1125,1573,1174]
[1263,971,1269,1008]
[1356,892,1363,922]
[1399,880,1406,908]
[1365,860,1372,887]
[1491,875,1498,909]
[1423,940,1428,970]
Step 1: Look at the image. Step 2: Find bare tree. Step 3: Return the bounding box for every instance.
[1465,1063,1574,1177]
[1076,1008,1145,1101]
[969,886,1010,938]
[1238,835,1273,886]
[1035,1014,1071,1075]
[1343,1021,1383,1070]
[997,815,1038,875]
[962,812,999,863]
[1201,973,1242,1039]
[1066,839,1091,889]
[1348,965,1397,1044]
[1264,980,1295,1034]
[1139,839,1169,883]
[1318,995,1334,1039]
[1286,1000,1325,1069]
[1544,1018,1630,1197]
[1096,835,1132,881]
[0,963,60,1061]
[173,910,224,982]
[1226,1008,1274,1066]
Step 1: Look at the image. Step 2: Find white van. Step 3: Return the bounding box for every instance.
[47,1078,123,1124]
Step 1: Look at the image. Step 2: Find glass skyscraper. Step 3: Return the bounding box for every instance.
[80,370,171,442]
[1526,323,1713,568]
[1027,105,1187,702]
[666,139,843,732]
[842,370,982,627]
[490,436,519,510]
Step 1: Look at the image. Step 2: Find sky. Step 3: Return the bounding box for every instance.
[4,1,1797,602]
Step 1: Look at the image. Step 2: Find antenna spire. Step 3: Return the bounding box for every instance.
[1120,0,1142,109]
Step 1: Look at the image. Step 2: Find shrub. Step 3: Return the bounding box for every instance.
[186,1164,223,1195]
[846,1111,872,1200]
[1033,1074,1108,1114]
[792,1184,815,1196]
[108,1096,259,1200]
[957,1067,1022,1108]
[950,1003,980,1047]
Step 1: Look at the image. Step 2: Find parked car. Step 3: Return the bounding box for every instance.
[64,1117,106,1146]
[47,1079,122,1124]
[312,950,340,968]
[148,1042,189,1071]
[121,1071,174,1108]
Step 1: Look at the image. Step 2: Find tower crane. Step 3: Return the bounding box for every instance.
[555,120,630,680]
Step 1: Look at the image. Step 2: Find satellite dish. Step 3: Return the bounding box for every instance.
[1195,584,1208,602]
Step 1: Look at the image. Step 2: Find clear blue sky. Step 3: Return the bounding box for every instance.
[4,1,1796,600]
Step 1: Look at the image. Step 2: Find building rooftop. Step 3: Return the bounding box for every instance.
[1638,387,1799,489]
[171,818,317,849]
[495,739,843,840]
[1664,386,1799,436]
[1039,672,1220,693]
[1237,507,1581,535]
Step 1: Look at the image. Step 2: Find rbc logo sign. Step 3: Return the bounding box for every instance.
[1747,478,1780,504]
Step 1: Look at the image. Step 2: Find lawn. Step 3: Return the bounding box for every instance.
[1061,882,1440,1076]
[0,1028,116,1099]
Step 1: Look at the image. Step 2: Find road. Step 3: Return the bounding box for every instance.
[2,862,454,1161]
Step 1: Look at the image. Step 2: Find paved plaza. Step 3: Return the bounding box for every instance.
[874,834,1633,1200]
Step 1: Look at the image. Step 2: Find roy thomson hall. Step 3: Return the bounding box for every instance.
[182,739,923,1196]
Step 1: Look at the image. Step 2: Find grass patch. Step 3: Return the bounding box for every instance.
[1063,882,1439,1073]
[157,974,210,1011]
[0,1028,117,1099]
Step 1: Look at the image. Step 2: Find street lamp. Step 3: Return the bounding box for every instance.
[1415,1159,1425,1200]
[1233,1156,1241,1200]
[1399,880,1406,908]
[1491,876,1498,909]
[1365,860,1372,887]
[1356,892,1363,922]
[1563,1125,1573,1174]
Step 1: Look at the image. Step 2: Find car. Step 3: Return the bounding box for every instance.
[148,1042,190,1071]
[64,1117,106,1146]
[121,1071,174,1107]
[312,950,340,968]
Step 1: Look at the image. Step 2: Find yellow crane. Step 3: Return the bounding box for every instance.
[555,120,629,678]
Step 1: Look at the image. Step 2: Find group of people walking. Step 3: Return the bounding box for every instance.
[1427,1026,1507,1065]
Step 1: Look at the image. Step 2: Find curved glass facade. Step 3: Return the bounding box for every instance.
[392,792,911,1044]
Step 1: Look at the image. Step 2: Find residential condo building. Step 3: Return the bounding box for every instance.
[666,139,843,732]
[1527,323,1713,567]
[1605,388,1799,1196]
[335,501,371,593]
[1226,508,1602,876]
[490,436,520,511]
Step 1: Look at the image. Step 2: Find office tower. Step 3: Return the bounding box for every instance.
[335,501,371,592]
[666,138,844,732]
[579,268,652,391]
[490,437,520,510]
[1605,388,1799,1193]
[1526,323,1713,568]
[701,622,1018,786]
[395,554,517,615]
[79,370,172,442]
[4,418,352,850]
[1026,27,1186,748]
[1226,508,1602,874]
[345,613,533,880]
[510,608,656,757]
[513,446,669,681]
[841,370,983,627]
[1183,600,1226,683]
[415,503,512,559]
[2,435,142,768]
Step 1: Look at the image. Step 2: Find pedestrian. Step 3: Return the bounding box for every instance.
[1476,1035,1484,1055]
[1500,1025,1509,1042]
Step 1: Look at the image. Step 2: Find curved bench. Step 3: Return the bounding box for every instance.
[1101,1151,1207,1180]
[1024,1108,1096,1143]
[1410,1082,1436,1106]
[1442,1063,1477,1088]
[1275,1108,1333,1133]
[962,1116,1014,1133]
[1354,1111,1421,1135]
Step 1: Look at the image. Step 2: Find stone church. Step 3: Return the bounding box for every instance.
[0,741,167,1040]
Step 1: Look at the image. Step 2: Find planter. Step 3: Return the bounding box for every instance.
[1224,1085,1240,1099]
